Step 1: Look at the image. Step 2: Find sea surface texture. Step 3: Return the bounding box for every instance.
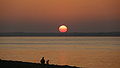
[0,37,120,68]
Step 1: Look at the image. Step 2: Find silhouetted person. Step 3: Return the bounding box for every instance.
[40,57,45,64]
[46,60,49,64]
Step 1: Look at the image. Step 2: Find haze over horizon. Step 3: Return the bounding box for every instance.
[1,0,120,33]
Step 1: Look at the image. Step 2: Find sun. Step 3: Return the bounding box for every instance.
[59,25,68,32]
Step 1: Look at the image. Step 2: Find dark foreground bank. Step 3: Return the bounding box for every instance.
[0,60,80,68]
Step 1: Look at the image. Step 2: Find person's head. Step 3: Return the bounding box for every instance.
[42,57,44,59]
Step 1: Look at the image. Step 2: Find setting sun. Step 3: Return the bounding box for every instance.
[59,25,68,32]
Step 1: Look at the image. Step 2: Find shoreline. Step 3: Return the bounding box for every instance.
[0,59,81,68]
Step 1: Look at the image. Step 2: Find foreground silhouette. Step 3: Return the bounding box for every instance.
[46,60,49,64]
[0,59,81,68]
[40,57,45,64]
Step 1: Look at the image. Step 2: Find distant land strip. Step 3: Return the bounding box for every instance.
[0,32,120,36]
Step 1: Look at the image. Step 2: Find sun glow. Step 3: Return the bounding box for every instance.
[59,25,68,32]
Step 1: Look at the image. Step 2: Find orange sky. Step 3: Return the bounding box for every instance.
[0,0,120,32]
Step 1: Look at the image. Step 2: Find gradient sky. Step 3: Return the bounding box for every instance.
[0,0,120,33]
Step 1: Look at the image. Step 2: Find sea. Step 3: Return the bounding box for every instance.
[0,37,120,68]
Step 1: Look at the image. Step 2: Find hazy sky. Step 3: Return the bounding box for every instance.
[0,0,120,33]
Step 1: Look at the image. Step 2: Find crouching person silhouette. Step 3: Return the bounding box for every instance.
[46,60,49,65]
[40,57,45,64]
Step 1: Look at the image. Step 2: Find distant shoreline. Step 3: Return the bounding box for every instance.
[0,32,120,36]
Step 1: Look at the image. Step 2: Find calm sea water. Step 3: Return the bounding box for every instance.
[0,37,120,68]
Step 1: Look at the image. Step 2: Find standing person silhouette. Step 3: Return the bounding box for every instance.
[40,57,45,64]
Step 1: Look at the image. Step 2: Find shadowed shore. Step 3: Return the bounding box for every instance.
[0,59,81,68]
